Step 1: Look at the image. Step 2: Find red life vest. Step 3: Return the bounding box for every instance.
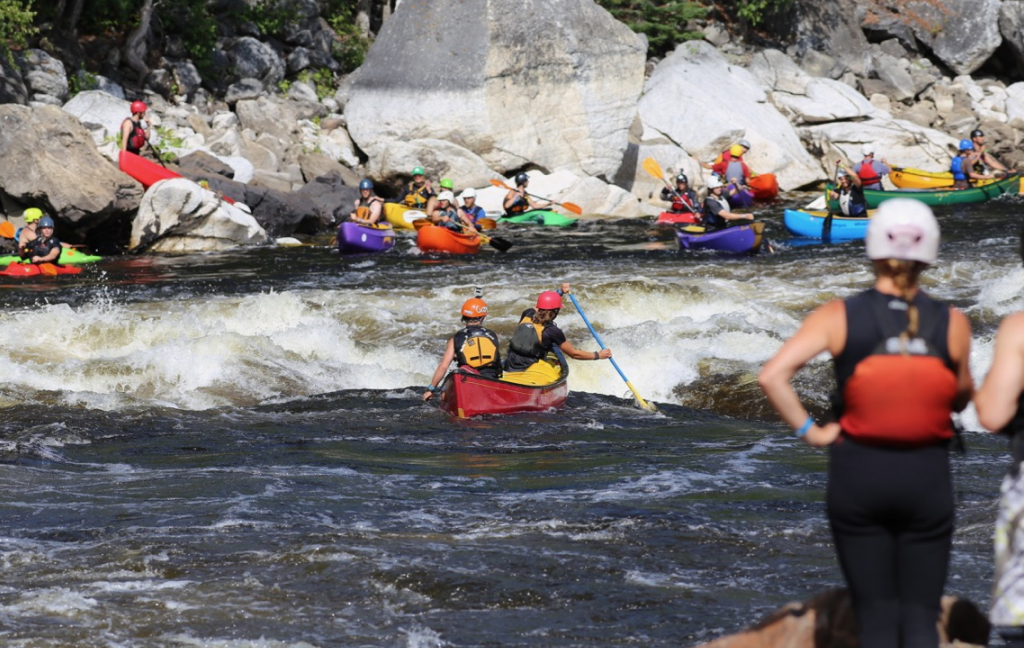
[856,158,882,186]
[838,296,957,447]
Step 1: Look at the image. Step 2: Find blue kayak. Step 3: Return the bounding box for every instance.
[783,209,874,241]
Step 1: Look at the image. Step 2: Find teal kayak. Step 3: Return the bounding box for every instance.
[0,248,102,266]
[499,210,577,227]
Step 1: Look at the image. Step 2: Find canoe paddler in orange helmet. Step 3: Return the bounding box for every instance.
[424,296,503,401]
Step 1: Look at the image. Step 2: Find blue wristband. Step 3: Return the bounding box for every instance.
[795,416,815,438]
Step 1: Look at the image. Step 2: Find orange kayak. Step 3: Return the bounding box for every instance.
[749,173,779,200]
[416,225,481,254]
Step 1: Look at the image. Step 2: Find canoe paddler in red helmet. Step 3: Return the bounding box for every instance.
[121,100,151,155]
[423,296,503,401]
[503,283,612,376]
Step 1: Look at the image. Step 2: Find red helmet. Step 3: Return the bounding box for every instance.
[536,291,562,309]
[461,298,488,318]
[130,100,147,114]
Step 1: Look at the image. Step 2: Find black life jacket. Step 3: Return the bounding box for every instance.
[403,182,432,208]
[505,192,530,216]
[126,118,147,154]
[453,325,501,378]
[25,235,62,262]
[507,314,546,360]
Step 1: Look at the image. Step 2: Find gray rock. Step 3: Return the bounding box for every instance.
[1007,82,1024,128]
[367,138,500,190]
[228,36,285,88]
[236,95,299,142]
[878,38,910,59]
[908,0,1001,75]
[252,169,295,193]
[73,70,125,99]
[801,117,959,178]
[298,152,349,184]
[788,0,871,76]
[61,90,134,145]
[145,69,175,98]
[749,49,810,95]
[799,49,843,79]
[177,150,236,179]
[863,15,919,54]
[1000,2,1024,76]
[896,99,938,128]
[294,173,357,230]
[287,80,319,104]
[0,58,28,105]
[872,53,916,102]
[169,60,204,99]
[224,78,264,105]
[20,49,69,102]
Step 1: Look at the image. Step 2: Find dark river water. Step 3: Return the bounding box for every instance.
[0,195,1020,646]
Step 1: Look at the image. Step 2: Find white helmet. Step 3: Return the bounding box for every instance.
[706,175,723,189]
[438,190,455,202]
[462,187,477,199]
[861,142,875,156]
[865,198,940,264]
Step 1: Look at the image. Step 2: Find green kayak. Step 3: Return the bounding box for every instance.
[0,248,102,266]
[499,210,577,227]
[829,174,1020,210]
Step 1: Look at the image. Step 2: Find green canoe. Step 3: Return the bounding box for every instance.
[829,174,1020,210]
[0,248,102,266]
[499,210,577,227]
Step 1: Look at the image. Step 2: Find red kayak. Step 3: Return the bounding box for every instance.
[417,224,482,254]
[749,173,779,200]
[0,263,82,277]
[119,150,237,204]
[439,354,569,418]
[656,211,700,225]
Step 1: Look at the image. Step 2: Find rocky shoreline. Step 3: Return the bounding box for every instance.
[1,0,1023,253]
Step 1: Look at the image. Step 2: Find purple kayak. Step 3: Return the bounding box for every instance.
[726,184,755,208]
[676,221,765,254]
[337,221,396,254]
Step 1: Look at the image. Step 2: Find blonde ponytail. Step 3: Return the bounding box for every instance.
[883,259,925,348]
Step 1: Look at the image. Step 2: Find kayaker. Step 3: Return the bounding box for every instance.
[430,191,474,232]
[350,179,384,225]
[398,166,436,212]
[15,207,43,255]
[503,173,550,217]
[459,188,487,230]
[702,176,753,229]
[969,128,1013,176]
[852,143,891,191]
[423,297,502,401]
[22,216,64,265]
[828,166,868,217]
[950,139,993,189]
[120,100,151,155]
[758,199,973,648]
[503,284,611,374]
[711,142,754,201]
[659,174,698,214]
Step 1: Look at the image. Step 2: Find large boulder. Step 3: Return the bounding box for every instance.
[906,0,1002,75]
[0,104,141,232]
[788,0,871,76]
[130,178,269,252]
[61,90,133,146]
[346,0,646,181]
[369,139,502,190]
[20,49,70,104]
[473,170,645,219]
[638,42,822,191]
[227,37,286,89]
[0,58,28,105]
[750,49,877,124]
[1001,1,1024,75]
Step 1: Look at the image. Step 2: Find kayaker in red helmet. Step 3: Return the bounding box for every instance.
[424,296,503,401]
[121,100,151,155]
[504,283,612,375]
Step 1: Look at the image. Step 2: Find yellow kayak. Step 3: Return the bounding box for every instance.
[890,167,997,190]
[384,203,428,230]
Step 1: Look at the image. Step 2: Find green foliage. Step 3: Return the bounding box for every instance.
[596,0,706,58]
[158,0,218,77]
[735,0,794,27]
[298,68,336,101]
[323,0,369,71]
[0,0,37,64]
[75,0,143,35]
[246,0,301,38]
[69,69,99,96]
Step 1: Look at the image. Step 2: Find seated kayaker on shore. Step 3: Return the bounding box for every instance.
[970,128,1014,176]
[660,174,699,214]
[22,217,62,265]
[853,143,891,190]
[828,166,868,217]
[423,297,502,401]
[702,176,753,229]
[350,179,384,225]
[951,139,995,189]
[504,284,611,377]
[430,191,475,232]
[397,165,436,213]
[459,188,487,230]
[120,100,152,156]
[503,173,550,217]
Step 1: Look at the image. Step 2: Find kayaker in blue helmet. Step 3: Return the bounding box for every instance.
[350,178,384,225]
[702,176,753,230]
[503,173,550,217]
[23,216,63,265]
[424,297,502,401]
[950,139,994,190]
[459,188,487,230]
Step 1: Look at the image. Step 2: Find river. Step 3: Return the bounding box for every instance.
[0,196,1018,647]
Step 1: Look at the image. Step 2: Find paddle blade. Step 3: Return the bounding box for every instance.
[641,157,664,181]
[560,201,583,216]
[478,218,497,230]
[39,263,58,276]
[413,218,433,230]
[0,221,14,238]
[487,236,513,252]
[489,178,514,192]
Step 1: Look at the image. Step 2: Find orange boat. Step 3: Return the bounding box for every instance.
[416,225,481,254]
[749,173,779,200]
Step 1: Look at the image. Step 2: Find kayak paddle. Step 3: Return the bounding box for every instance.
[565,291,656,412]
[478,218,497,230]
[489,179,583,215]
[822,161,839,241]
[643,157,699,214]
[0,221,14,238]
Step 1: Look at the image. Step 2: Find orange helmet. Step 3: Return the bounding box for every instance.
[536,291,562,309]
[461,298,488,318]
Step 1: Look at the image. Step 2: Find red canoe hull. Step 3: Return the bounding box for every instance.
[439,357,569,418]
[749,173,779,200]
[417,225,481,254]
[656,211,700,225]
[0,263,82,277]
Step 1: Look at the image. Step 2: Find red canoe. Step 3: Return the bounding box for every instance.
[439,354,569,418]
[119,151,237,204]
[417,224,482,254]
[0,263,82,277]
[656,211,700,225]
[749,173,779,200]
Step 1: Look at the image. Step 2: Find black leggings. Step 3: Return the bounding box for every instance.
[827,436,954,648]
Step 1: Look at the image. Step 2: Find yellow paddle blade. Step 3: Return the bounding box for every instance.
[641,157,664,181]
[681,225,706,234]
[0,221,14,238]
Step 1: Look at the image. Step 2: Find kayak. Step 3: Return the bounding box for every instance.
[336,221,395,254]
[383,203,428,230]
[749,173,779,200]
[416,224,481,254]
[783,209,874,241]
[0,248,101,265]
[656,210,700,225]
[676,221,765,253]
[889,167,999,190]
[119,150,238,204]
[498,210,577,227]
[828,174,1020,209]
[439,352,568,418]
[0,262,82,277]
